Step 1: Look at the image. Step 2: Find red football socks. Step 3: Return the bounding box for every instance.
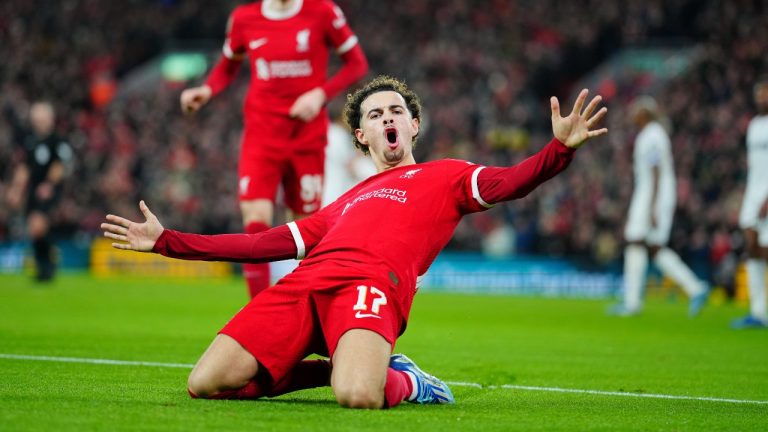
[268,359,331,397]
[188,362,412,408]
[191,379,265,400]
[243,221,271,298]
[384,368,413,408]
[189,359,331,400]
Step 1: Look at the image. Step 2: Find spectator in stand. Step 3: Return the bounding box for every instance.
[1,0,767,282]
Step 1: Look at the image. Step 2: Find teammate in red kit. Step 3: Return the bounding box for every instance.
[180,0,368,298]
[104,76,607,408]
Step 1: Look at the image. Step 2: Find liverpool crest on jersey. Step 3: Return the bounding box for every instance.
[296,29,310,52]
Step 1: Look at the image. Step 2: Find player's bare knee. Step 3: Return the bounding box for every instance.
[334,383,384,409]
[187,381,211,399]
[187,370,215,398]
[188,367,248,398]
[187,368,230,397]
[187,386,201,399]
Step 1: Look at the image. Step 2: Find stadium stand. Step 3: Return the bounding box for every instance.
[1,0,766,292]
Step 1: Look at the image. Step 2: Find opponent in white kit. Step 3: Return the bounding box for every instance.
[611,96,708,317]
[733,79,768,329]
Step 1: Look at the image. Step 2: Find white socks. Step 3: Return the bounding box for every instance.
[623,245,648,311]
[653,248,705,298]
[623,245,706,311]
[745,259,767,321]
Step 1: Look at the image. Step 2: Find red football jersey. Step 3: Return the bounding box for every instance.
[152,139,574,327]
[287,159,490,323]
[224,0,359,115]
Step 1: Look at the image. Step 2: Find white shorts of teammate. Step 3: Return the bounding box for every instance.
[739,178,768,247]
[624,199,675,246]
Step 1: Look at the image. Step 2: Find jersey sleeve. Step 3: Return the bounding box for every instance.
[204,55,242,96]
[444,159,493,214]
[222,10,246,59]
[207,10,246,95]
[152,225,298,263]
[316,1,368,100]
[452,138,576,214]
[320,0,358,55]
[291,204,336,258]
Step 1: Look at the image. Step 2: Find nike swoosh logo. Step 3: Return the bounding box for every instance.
[354,311,381,319]
[249,38,268,49]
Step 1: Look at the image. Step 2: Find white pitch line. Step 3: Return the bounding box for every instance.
[497,384,768,405]
[445,381,483,389]
[0,353,194,369]
[2,353,767,405]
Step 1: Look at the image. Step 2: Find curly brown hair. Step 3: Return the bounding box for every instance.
[342,75,422,155]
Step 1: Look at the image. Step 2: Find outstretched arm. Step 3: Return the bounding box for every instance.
[476,89,608,203]
[101,201,298,263]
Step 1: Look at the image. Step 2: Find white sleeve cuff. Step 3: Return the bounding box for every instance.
[336,35,358,54]
[222,39,235,59]
[287,222,306,259]
[471,166,494,208]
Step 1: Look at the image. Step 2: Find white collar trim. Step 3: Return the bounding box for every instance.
[262,0,303,20]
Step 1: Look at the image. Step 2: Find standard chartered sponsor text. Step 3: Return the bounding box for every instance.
[257,59,313,79]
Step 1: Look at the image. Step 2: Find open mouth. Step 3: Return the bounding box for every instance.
[385,128,398,147]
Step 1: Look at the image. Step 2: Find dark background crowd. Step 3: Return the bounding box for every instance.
[1,0,766,287]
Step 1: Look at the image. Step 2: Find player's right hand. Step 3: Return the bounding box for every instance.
[180,85,212,114]
[289,87,326,122]
[101,200,165,252]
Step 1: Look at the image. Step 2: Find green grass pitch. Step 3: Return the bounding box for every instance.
[1,273,766,431]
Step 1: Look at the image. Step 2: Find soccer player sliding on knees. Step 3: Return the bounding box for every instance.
[102,76,607,409]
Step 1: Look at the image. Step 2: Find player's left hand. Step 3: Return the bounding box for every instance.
[101,200,164,252]
[289,87,326,122]
[551,89,608,149]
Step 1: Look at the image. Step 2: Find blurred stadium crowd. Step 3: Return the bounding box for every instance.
[1,0,766,285]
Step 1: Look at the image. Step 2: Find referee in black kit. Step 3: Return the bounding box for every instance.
[7,101,73,282]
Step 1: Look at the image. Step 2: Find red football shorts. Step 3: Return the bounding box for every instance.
[219,271,402,384]
[238,111,328,216]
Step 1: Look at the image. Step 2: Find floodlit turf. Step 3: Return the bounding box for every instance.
[1,273,767,431]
